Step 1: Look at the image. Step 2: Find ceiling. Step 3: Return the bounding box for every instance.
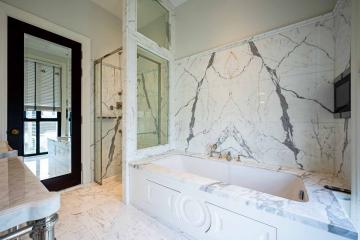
[90,0,188,20]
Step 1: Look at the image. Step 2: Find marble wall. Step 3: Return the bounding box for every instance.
[334,0,351,184]
[173,0,351,185]
[100,55,122,179]
[91,52,122,181]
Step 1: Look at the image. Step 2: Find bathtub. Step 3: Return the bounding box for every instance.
[154,155,308,202]
[130,153,357,240]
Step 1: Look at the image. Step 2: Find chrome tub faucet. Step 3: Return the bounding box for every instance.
[209,144,223,159]
[209,144,218,157]
[226,151,232,161]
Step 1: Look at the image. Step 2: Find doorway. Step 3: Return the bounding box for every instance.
[7,17,82,191]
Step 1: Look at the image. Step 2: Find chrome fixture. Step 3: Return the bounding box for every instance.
[209,143,225,159]
[237,155,241,162]
[209,144,218,157]
[226,151,232,161]
[0,214,58,240]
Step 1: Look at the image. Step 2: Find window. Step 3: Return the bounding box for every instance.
[137,0,170,49]
[24,59,62,112]
[24,111,60,156]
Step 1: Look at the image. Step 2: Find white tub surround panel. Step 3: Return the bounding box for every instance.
[0,157,60,232]
[173,6,351,184]
[129,153,357,240]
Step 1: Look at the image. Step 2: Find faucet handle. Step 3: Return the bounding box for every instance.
[226,151,232,161]
[211,143,217,151]
[209,143,218,157]
[237,155,241,162]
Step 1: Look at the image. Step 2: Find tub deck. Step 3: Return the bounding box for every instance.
[130,152,358,240]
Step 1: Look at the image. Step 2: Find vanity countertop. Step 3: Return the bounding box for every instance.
[0,157,60,232]
[130,151,358,240]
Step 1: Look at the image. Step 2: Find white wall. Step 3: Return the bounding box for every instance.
[0,0,122,59]
[175,0,337,58]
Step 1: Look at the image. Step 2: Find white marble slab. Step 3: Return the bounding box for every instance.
[130,151,358,240]
[55,176,187,240]
[0,157,60,232]
[172,0,352,187]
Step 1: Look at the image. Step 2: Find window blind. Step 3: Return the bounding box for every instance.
[24,59,62,112]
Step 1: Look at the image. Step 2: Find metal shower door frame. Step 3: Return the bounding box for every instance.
[94,47,122,185]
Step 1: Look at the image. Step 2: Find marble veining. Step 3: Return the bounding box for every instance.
[334,0,352,184]
[173,0,352,185]
[130,152,357,239]
[92,57,123,181]
[0,157,60,232]
[51,177,187,240]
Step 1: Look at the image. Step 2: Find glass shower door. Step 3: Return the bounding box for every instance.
[94,49,122,185]
[94,60,103,184]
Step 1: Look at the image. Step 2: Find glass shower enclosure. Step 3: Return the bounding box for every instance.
[94,48,122,185]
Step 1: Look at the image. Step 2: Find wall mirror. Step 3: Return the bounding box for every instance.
[7,18,82,191]
[137,47,169,149]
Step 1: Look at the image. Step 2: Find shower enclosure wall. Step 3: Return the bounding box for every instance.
[94,48,122,184]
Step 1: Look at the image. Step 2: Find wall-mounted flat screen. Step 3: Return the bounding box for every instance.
[334,72,351,113]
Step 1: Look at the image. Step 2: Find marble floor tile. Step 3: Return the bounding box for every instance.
[24,154,70,180]
[21,176,188,240]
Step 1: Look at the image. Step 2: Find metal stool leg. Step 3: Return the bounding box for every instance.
[30,214,58,240]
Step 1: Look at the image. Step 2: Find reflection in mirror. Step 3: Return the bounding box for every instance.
[137,0,170,49]
[137,47,169,149]
[23,34,72,180]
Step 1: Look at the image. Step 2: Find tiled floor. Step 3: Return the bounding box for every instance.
[53,176,187,240]
[24,154,70,180]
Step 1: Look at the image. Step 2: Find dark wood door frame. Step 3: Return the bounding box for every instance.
[7,17,82,191]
